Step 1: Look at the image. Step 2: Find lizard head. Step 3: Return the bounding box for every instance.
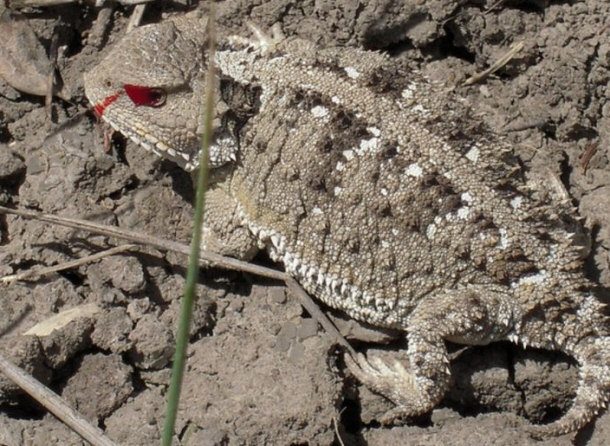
[84,13,237,171]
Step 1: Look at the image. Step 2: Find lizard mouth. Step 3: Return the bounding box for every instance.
[86,76,242,172]
[89,88,199,171]
[91,90,122,117]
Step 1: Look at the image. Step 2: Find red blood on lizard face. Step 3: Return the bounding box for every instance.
[124,84,167,107]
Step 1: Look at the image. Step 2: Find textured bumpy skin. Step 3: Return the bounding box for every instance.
[85,11,609,436]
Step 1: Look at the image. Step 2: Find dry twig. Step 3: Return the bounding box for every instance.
[0,205,285,281]
[579,141,599,173]
[126,3,147,32]
[8,0,153,7]
[1,244,137,283]
[463,42,524,86]
[0,352,118,446]
[286,278,356,356]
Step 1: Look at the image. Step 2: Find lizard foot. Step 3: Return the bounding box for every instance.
[227,22,285,55]
[344,352,438,424]
[246,22,285,54]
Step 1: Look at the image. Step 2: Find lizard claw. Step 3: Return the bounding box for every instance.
[344,351,436,425]
[245,22,285,54]
[347,352,415,391]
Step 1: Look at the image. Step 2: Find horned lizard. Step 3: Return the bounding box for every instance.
[84,11,609,436]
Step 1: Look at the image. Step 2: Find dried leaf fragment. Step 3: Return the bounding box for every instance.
[23,303,101,337]
[0,9,53,97]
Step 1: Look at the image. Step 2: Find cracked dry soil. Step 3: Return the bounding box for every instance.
[0,1,609,445]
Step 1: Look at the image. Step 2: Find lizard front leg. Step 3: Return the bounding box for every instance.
[202,186,259,260]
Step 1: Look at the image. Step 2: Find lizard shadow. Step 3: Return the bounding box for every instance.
[158,159,195,204]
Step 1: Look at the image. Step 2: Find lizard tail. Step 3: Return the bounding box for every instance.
[529,334,609,437]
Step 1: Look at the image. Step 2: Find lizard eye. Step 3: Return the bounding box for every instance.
[123,84,167,108]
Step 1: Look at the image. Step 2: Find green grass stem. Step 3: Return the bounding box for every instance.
[161,6,217,446]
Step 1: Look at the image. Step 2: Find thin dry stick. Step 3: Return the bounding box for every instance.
[286,278,356,357]
[88,6,115,49]
[484,0,506,15]
[579,141,599,173]
[332,415,346,446]
[0,205,285,281]
[46,31,60,117]
[463,41,524,86]
[503,117,548,133]
[0,352,118,446]
[8,0,153,7]
[1,244,137,283]
[126,3,147,32]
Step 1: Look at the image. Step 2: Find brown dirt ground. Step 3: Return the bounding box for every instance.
[0,0,609,445]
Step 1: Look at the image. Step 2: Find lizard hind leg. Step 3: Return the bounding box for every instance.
[345,286,522,424]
